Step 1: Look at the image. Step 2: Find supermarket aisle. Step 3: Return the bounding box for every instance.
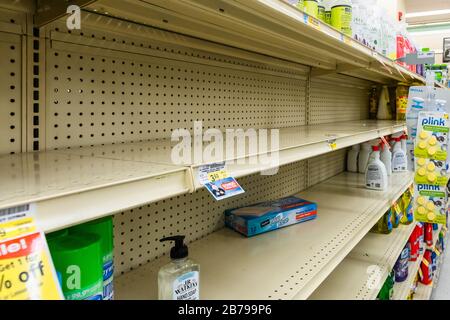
[431,237,450,300]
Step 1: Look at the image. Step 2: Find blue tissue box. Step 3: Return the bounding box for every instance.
[224,196,317,237]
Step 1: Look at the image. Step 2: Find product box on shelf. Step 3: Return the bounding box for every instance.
[224,196,317,237]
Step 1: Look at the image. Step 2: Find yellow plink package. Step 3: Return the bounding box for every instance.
[414,112,449,161]
[414,157,448,186]
[0,204,63,300]
[413,184,447,225]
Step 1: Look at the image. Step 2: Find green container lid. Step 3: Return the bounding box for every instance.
[46,228,69,242]
[70,216,113,260]
[48,233,103,291]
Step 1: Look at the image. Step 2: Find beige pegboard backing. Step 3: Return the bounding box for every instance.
[113,160,307,275]
[43,16,308,150]
[0,32,22,155]
[310,74,371,125]
[307,149,347,187]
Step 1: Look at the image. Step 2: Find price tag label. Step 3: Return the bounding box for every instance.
[198,163,245,201]
[0,204,63,300]
[307,16,320,30]
[325,134,338,150]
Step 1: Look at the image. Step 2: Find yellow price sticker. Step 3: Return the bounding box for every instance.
[307,16,320,30]
[329,142,337,150]
[0,217,37,240]
[207,170,228,182]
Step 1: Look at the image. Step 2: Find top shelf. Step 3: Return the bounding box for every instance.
[82,0,428,85]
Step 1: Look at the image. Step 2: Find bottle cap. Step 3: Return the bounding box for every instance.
[160,235,188,259]
[372,145,380,151]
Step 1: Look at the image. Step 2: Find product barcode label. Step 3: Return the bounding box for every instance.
[0,204,30,217]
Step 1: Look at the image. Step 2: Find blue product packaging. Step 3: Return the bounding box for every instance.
[224,196,317,237]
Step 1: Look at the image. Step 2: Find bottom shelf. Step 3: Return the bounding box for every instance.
[115,171,412,300]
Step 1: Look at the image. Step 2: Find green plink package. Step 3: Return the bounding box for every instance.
[48,233,103,300]
[70,216,114,300]
[377,271,394,300]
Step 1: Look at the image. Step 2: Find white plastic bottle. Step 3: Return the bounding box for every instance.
[380,141,392,176]
[377,85,392,120]
[358,142,372,174]
[158,236,200,300]
[400,134,407,154]
[391,137,407,172]
[365,145,388,190]
[347,144,360,172]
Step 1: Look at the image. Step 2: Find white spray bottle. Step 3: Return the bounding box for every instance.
[392,137,407,172]
[365,145,388,190]
[358,142,372,174]
[347,144,360,173]
[380,138,392,176]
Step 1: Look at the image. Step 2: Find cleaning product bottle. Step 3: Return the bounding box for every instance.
[358,142,372,174]
[324,0,332,24]
[393,243,410,282]
[371,209,393,234]
[424,223,433,246]
[304,0,318,18]
[48,233,103,300]
[369,85,378,119]
[377,270,394,300]
[377,86,392,120]
[158,235,200,300]
[400,188,413,225]
[380,139,392,176]
[391,200,402,228]
[392,137,407,172]
[330,0,352,36]
[400,134,407,155]
[347,144,359,172]
[295,0,304,10]
[419,250,433,285]
[70,216,114,300]
[365,145,388,191]
[317,0,325,21]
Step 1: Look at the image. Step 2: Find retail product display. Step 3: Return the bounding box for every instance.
[380,138,392,176]
[365,145,388,191]
[47,217,114,300]
[48,233,103,300]
[70,217,114,300]
[377,86,392,120]
[304,0,318,18]
[358,142,372,174]
[370,208,392,234]
[158,236,200,300]
[224,196,317,237]
[393,243,410,282]
[392,137,407,172]
[377,271,394,300]
[330,0,352,36]
[347,144,359,173]
[396,84,409,121]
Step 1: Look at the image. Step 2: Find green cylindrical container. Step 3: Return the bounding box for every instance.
[296,0,305,10]
[331,0,352,36]
[70,216,114,300]
[48,234,103,300]
[304,0,318,18]
[46,228,69,242]
[318,1,325,22]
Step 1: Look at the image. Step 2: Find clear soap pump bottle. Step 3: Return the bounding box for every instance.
[158,235,200,300]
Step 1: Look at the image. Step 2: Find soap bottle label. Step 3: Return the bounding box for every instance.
[392,152,407,171]
[173,271,199,300]
[366,165,382,189]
